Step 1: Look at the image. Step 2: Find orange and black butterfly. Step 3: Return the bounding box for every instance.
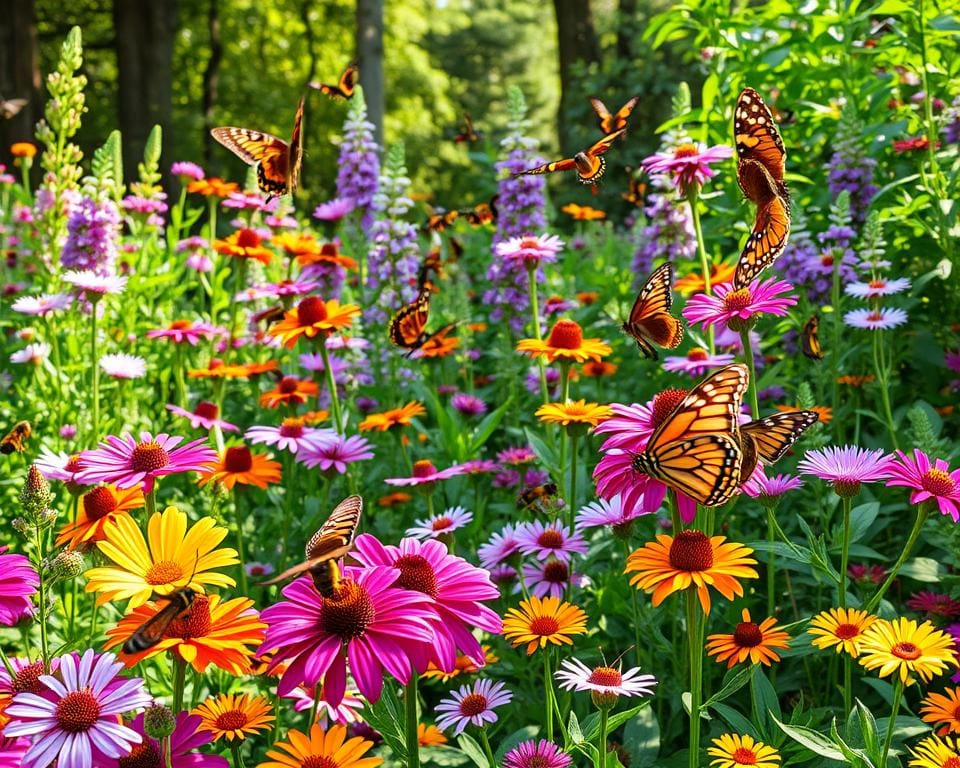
[801,315,823,361]
[622,263,684,359]
[0,95,28,120]
[459,196,498,227]
[417,248,443,293]
[632,364,749,506]
[737,410,819,479]
[424,210,459,234]
[0,421,31,454]
[310,61,359,101]
[388,288,453,356]
[733,87,790,290]
[123,587,196,654]
[453,112,482,143]
[515,128,626,185]
[517,482,558,511]
[622,176,647,207]
[260,495,363,597]
[211,96,305,199]
[589,95,640,135]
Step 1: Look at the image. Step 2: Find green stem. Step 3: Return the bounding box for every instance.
[881,677,904,766]
[766,507,777,618]
[866,503,930,613]
[145,488,157,518]
[233,490,250,596]
[226,258,248,360]
[686,589,703,768]
[543,649,555,742]
[686,185,714,354]
[598,707,609,767]
[831,249,843,441]
[172,657,187,712]
[46,316,65,435]
[479,728,496,768]
[843,654,852,716]
[319,341,344,434]
[527,264,550,404]
[90,299,101,442]
[872,330,900,450]
[279,452,296,572]
[838,496,853,609]
[174,344,187,410]
[405,673,421,768]
[568,434,579,529]
[625,540,644,669]
[34,526,49,669]
[739,326,759,419]
[230,742,246,768]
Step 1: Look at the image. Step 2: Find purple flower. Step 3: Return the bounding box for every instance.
[827,115,878,224]
[435,679,512,735]
[460,459,499,475]
[477,523,522,568]
[522,558,583,598]
[797,445,896,497]
[246,421,336,454]
[641,142,733,196]
[741,470,804,502]
[503,740,571,768]
[575,495,646,531]
[11,293,72,316]
[515,521,588,562]
[171,161,205,181]
[684,278,798,332]
[887,449,960,521]
[844,307,908,330]
[451,393,487,417]
[495,233,564,269]
[497,446,537,466]
[60,197,121,274]
[662,347,736,376]
[116,712,228,768]
[0,547,38,625]
[222,191,272,211]
[296,434,374,474]
[845,277,911,298]
[406,506,473,539]
[313,197,355,221]
[946,350,960,373]
[166,402,239,433]
[62,270,127,297]
[336,91,380,231]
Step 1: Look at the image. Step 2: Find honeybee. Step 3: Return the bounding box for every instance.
[0,421,31,454]
[517,482,559,511]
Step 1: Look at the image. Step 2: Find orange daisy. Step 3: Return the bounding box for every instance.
[302,409,330,425]
[378,492,413,507]
[272,232,322,261]
[516,319,611,364]
[198,445,282,490]
[294,241,358,270]
[260,376,319,408]
[104,593,266,674]
[213,228,274,264]
[422,646,499,682]
[10,142,37,159]
[675,262,737,295]
[561,202,606,220]
[188,358,251,379]
[576,291,600,305]
[706,608,791,668]
[776,403,832,424]
[502,595,588,654]
[837,374,875,387]
[418,723,448,746]
[467,322,488,333]
[268,296,361,348]
[358,401,426,432]
[259,723,383,768]
[56,484,145,550]
[187,177,239,197]
[193,692,275,741]
[922,687,960,735]
[414,329,459,359]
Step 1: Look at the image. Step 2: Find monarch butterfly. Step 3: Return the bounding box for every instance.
[737,410,819,479]
[210,96,304,199]
[388,288,453,356]
[453,112,482,143]
[424,210,459,234]
[260,495,363,597]
[517,482,558,511]
[733,88,790,290]
[0,96,28,120]
[622,176,647,207]
[589,95,640,135]
[515,128,626,185]
[622,263,684,359]
[417,248,443,293]
[0,421,31,454]
[310,61,359,100]
[632,364,749,506]
[801,315,823,360]
[459,196,498,227]
[123,587,196,654]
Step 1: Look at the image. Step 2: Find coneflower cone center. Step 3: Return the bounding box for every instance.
[944,758,960,768]
[868,279,885,290]
[278,377,300,394]
[668,530,714,571]
[722,287,754,314]
[301,757,338,768]
[224,446,253,473]
[688,347,709,361]
[546,320,583,350]
[166,595,211,639]
[83,486,118,520]
[588,666,623,687]
[280,418,305,438]
[56,689,101,732]
[214,710,249,731]
[867,311,883,322]
[236,228,260,248]
[118,739,162,768]
[459,692,489,717]
[194,401,219,420]
[832,480,862,498]
[892,641,921,660]
[412,460,438,479]
[923,468,956,496]
[834,623,860,640]
[320,581,375,639]
[674,143,699,159]
[394,554,439,598]
[11,661,45,694]
[731,747,758,765]
[733,622,764,647]
[131,441,170,473]
[431,516,453,531]
[543,561,569,583]
[526,758,550,768]
[537,529,564,549]
[652,389,688,426]
[145,560,185,586]
[170,319,191,331]
[529,616,560,636]
[298,296,328,325]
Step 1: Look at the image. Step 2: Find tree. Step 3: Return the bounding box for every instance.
[553,0,601,155]
[0,0,42,164]
[356,0,384,146]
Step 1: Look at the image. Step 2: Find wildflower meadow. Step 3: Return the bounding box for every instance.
[1,3,960,767]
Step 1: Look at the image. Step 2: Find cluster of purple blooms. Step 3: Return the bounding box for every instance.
[630,180,696,279]
[826,112,878,225]
[60,196,121,274]
[335,91,380,233]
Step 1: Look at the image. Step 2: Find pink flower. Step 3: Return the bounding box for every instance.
[945,350,960,373]
[503,740,571,768]
[555,657,657,697]
[117,711,228,768]
[460,459,500,475]
[296,435,375,474]
[9,343,50,365]
[0,547,38,626]
[741,470,803,501]
[662,347,736,376]
[497,446,536,466]
[515,521,588,562]
[62,269,127,297]
[451,393,487,417]
[11,294,72,316]
[683,278,798,332]
[170,161,204,181]
[521,559,583,598]
[887,449,960,521]
[845,277,911,298]
[34,448,86,485]
[494,234,565,268]
[313,198,355,221]
[575,495,646,530]
[384,459,466,487]
[797,445,895,497]
[906,591,960,620]
[284,686,364,725]
[99,353,146,380]
[165,402,240,433]
[435,679,512,735]
[594,401,656,452]
[147,320,221,345]
[246,421,336,455]
[640,142,733,195]
[844,307,908,330]
[405,506,473,540]
[477,523,522,569]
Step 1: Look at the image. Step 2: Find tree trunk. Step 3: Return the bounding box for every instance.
[0,0,41,166]
[553,0,601,155]
[617,0,637,61]
[113,0,178,185]
[355,0,384,146]
[202,0,221,168]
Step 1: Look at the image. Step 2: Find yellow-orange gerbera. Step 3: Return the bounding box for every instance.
[535,400,613,428]
[258,723,383,768]
[516,319,611,364]
[708,733,781,768]
[921,687,960,735]
[418,723,448,746]
[268,296,361,348]
[625,531,759,614]
[294,240,358,270]
[807,607,877,658]
[56,484,145,550]
[775,403,832,424]
[187,177,239,197]
[193,692,275,742]
[198,445,282,490]
[576,291,600,305]
[502,595,588,654]
[415,329,459,359]
[273,232,322,260]
[104,594,266,673]
[422,646,499,682]
[675,262,737,295]
[858,617,959,685]
[10,142,37,158]
[260,376,319,408]
[910,734,960,767]
[213,228,274,264]
[359,401,426,432]
[562,202,606,220]
[378,492,413,507]
[706,609,791,668]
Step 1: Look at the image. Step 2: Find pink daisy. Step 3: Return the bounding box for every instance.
[593,449,698,524]
[11,293,72,316]
[845,277,911,298]
[503,740,571,768]
[170,161,204,180]
[166,401,240,433]
[741,470,803,502]
[844,307,908,330]
[99,353,146,380]
[117,712,228,768]
[285,686,364,725]
[477,523,522,569]
[497,446,537,466]
[0,547,38,626]
[384,459,466,487]
[62,270,127,297]
[575,494,646,532]
[662,347,737,376]
[0,737,30,767]
[683,278,798,332]
[185,253,214,272]
[296,435,375,474]
[494,234,564,268]
[555,657,657,697]
[515,521,588,562]
[906,591,960,620]
[405,506,474,540]
[945,350,960,373]
[887,449,960,521]
[146,320,222,345]
[460,459,500,475]
[797,445,895,498]
[451,393,487,417]
[313,198,355,221]
[245,561,275,579]
[9,342,50,365]
[435,679,512,736]
[640,141,733,195]
[521,558,584,598]
[34,448,86,486]
[246,420,337,455]
[593,400,657,452]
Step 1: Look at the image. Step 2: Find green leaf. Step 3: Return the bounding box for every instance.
[701,73,719,115]
[772,716,847,761]
[751,668,782,738]
[456,734,488,768]
[468,395,513,455]
[830,717,873,766]
[853,700,881,764]
[423,745,472,766]
[703,665,756,708]
[581,701,651,741]
[848,502,880,543]
[898,557,942,582]
[524,427,558,473]
[623,705,660,767]
[711,702,761,739]
[568,710,585,745]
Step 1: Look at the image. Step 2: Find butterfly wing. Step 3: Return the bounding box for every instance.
[634,433,743,507]
[735,87,787,195]
[389,289,431,349]
[734,180,790,289]
[586,128,626,157]
[122,589,195,654]
[515,157,577,177]
[572,128,627,184]
[801,315,824,360]
[612,95,640,131]
[741,411,819,465]
[286,96,305,194]
[339,62,359,98]
[623,263,684,359]
[0,98,28,119]
[589,97,614,134]
[210,127,289,197]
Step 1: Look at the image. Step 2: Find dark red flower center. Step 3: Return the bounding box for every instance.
[236,228,260,248]
[458,692,489,717]
[652,388,688,426]
[278,376,300,394]
[821,254,835,267]
[431,516,453,531]
[674,143,699,159]
[546,319,583,350]
[668,530,714,572]
[65,455,84,474]
[868,279,885,290]
[55,689,101,732]
[529,617,560,636]
[412,460,438,478]
[170,319,192,331]
[166,595,211,639]
[731,746,758,765]
[320,243,340,257]
[687,347,709,361]
[587,666,622,687]
[543,561,569,584]
[320,580,375,640]
[519,238,540,249]
[297,296,328,325]
[834,623,860,640]
[891,642,921,660]
[194,401,219,420]
[131,441,170,473]
[922,468,956,497]
[526,758,551,768]
[537,529,564,549]
[722,287,754,314]
[394,554,439,598]
[279,418,305,438]
[214,709,249,732]
[118,739,162,768]
[11,661,45,694]
[733,621,763,648]
[224,446,253,473]
[301,757,338,768]
[83,486,118,521]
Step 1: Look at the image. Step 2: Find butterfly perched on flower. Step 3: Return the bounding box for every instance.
[210,96,304,199]
[458,196,498,227]
[453,112,482,143]
[736,410,819,479]
[0,420,31,454]
[310,61,359,101]
[388,288,455,356]
[0,95,28,120]
[801,315,823,360]
[122,587,196,654]
[733,87,790,290]
[589,95,640,136]
[515,128,626,185]
[622,263,684,359]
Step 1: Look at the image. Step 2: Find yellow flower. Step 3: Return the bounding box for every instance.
[359,401,426,432]
[908,734,960,768]
[706,609,791,668]
[708,733,781,768]
[921,687,960,736]
[417,723,448,746]
[516,319,611,364]
[502,596,588,654]
[808,607,877,658]
[194,693,275,742]
[257,723,383,768]
[858,617,959,685]
[535,399,612,428]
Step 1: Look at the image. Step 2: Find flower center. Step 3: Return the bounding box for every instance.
[170,320,191,331]
[65,455,84,474]
[301,757,338,768]
[537,529,564,549]
[866,311,883,322]
[320,243,340,258]
[945,758,960,768]
[668,530,714,572]
[587,666,623,687]
[832,480,862,498]
[891,642,921,660]
[722,287,754,313]
[652,388,688,426]
[11,661,45,694]
[236,228,260,248]
[319,580,375,640]
[130,442,170,473]
[674,143,699,158]
[394,554,439,598]
[412,460,438,479]
[687,347,709,361]
[430,516,453,531]
[529,616,560,636]
[733,621,764,647]
[298,296,329,325]
[527,759,550,768]
[279,417,306,438]
[922,468,956,497]
[821,254,834,267]
[278,376,300,394]
[166,595,211,639]
[83,486,118,521]
[868,279,885,289]
[546,319,584,350]
[834,623,860,640]
[214,709,249,733]
[459,692,489,717]
[519,238,540,249]
[731,746,758,765]
[55,689,101,732]
[194,401,219,420]
[145,560,185,586]
[118,739,162,768]
[223,446,253,473]
[543,561,569,584]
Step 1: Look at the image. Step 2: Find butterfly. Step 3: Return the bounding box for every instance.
[210,96,305,199]
[453,112,482,143]
[459,196,498,227]
[514,128,626,185]
[388,288,453,356]
[517,482,558,511]
[622,263,684,359]
[737,410,819,479]
[801,315,824,360]
[733,87,790,290]
[622,176,647,207]
[424,210,459,234]
[123,587,196,654]
[0,421,31,454]
[589,95,640,135]
[0,96,28,120]
[310,61,359,100]
[417,248,443,293]
[260,495,363,596]
[632,364,749,506]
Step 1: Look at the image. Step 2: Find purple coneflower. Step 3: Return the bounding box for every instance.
[640,142,733,196]
[497,446,536,466]
[594,448,698,524]
[555,657,658,700]
[62,269,127,297]
[166,402,239,433]
[99,353,146,380]
[147,321,222,345]
[452,393,487,417]
[684,278,798,332]
[522,558,583,598]
[503,740,571,768]
[285,686,364,725]
[797,445,895,497]
[0,547,38,626]
[845,277,911,298]
[313,197,355,221]
[246,419,336,455]
[185,253,214,272]
[296,434,374,474]
[887,449,960,521]
[9,343,50,365]
[593,400,657,452]
[435,679,512,736]
[741,470,803,504]
[222,191,271,211]
[11,294,72,316]
[478,523,522,569]
[34,448,84,485]
[406,506,473,540]
[460,459,499,475]
[494,233,564,268]
[515,521,588,563]
[171,161,204,181]
[576,495,645,534]
[384,459,466,487]
[844,307,908,330]
[663,347,736,376]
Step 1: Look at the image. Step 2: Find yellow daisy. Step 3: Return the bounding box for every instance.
[858,617,959,685]
[194,692,275,742]
[808,607,877,658]
[708,733,780,768]
[502,596,588,654]
[908,734,960,767]
[535,400,613,428]
[516,319,612,364]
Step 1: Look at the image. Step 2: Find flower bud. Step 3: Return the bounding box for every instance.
[143,703,176,739]
[49,550,84,581]
[19,465,52,519]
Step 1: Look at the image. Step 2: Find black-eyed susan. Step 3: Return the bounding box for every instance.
[197,445,282,490]
[193,692,275,742]
[535,400,613,430]
[625,531,759,614]
[909,734,960,767]
[858,617,959,685]
[55,484,145,550]
[516,319,612,364]
[502,596,588,654]
[259,376,319,409]
[808,607,877,657]
[268,296,361,348]
[922,687,960,735]
[258,723,383,768]
[708,733,781,768]
[705,609,791,668]
[358,401,426,432]
[213,227,274,264]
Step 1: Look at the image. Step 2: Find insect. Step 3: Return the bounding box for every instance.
[733,87,790,290]
[252,305,287,328]
[459,196,498,227]
[388,288,454,356]
[622,263,684,359]
[424,209,459,234]
[417,248,443,293]
[517,482,559,511]
[210,96,305,199]
[801,315,824,360]
[622,176,647,207]
[514,128,626,185]
[736,410,819,479]
[588,95,640,135]
[123,587,196,654]
[453,112,482,143]
[0,421,31,454]
[0,95,28,120]
[310,61,359,101]
[631,365,749,506]
[260,495,363,596]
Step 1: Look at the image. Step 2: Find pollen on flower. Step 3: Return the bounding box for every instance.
[546,319,583,350]
[130,442,171,473]
[119,740,163,768]
[223,446,253,473]
[529,616,560,636]
[731,746,759,764]
[458,692,489,716]
[83,486,118,520]
[320,580,376,639]
[297,296,328,325]
[587,666,623,687]
[300,756,339,768]
[543,561,568,583]
[733,621,764,648]
[668,530,714,572]
[834,623,860,640]
[891,641,921,660]
[394,554,439,598]
[431,516,453,531]
[214,709,249,731]
[279,418,305,438]
[687,347,709,361]
[674,143,699,158]
[11,661,45,694]
[145,560,185,586]
[923,468,956,497]
[652,388,688,425]
[536,529,564,548]
[55,690,102,732]
[722,287,754,314]
[166,595,211,639]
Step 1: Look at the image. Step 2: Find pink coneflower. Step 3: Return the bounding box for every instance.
[495,234,564,268]
[285,686,364,725]
[0,547,38,626]
[434,679,512,736]
[11,293,72,316]
[245,419,336,455]
[478,523,522,569]
[259,565,439,704]
[171,161,205,181]
[844,307,908,330]
[497,446,537,466]
[384,459,466,487]
[451,393,487,417]
[555,658,657,699]
[62,269,128,297]
[521,558,583,598]
[185,253,214,272]
[887,449,960,521]
[77,431,218,494]
[515,521,588,563]
[99,353,146,380]
[241,279,320,301]
[845,277,911,298]
[120,712,227,768]
[593,399,657,452]
[166,402,240,433]
[245,561,275,579]
[3,649,152,768]
[313,198,355,221]
[296,435,374,474]
[222,190,271,211]
[594,448,699,524]
[9,343,50,365]
[663,347,737,376]
[741,470,804,502]
[325,334,371,352]
[489,564,519,589]
[147,320,221,345]
[684,278,798,332]
[849,563,886,585]
[907,591,960,620]
[177,236,210,253]
[503,740,571,768]
[0,736,30,767]
[406,506,473,540]
[460,459,500,475]
[575,495,645,533]
[352,535,502,670]
[640,141,733,195]
[797,445,895,497]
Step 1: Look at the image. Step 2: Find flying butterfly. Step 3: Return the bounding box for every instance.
[453,112,482,143]
[801,315,824,361]
[631,365,749,506]
[517,482,558,511]
[0,96,28,120]
[589,95,640,135]
[310,61,359,101]
[0,421,31,455]
[122,587,196,654]
[260,495,363,596]
[736,410,819,479]
[514,128,626,185]
[622,176,647,207]
[459,196,498,227]
[211,96,304,199]
[388,288,454,356]
[622,263,684,359]
[423,209,459,234]
[417,248,443,293]
[733,87,790,290]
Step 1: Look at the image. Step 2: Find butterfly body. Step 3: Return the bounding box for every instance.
[589,95,640,135]
[0,420,31,454]
[622,263,684,359]
[622,176,647,207]
[123,587,196,654]
[388,289,454,356]
[515,128,626,185]
[801,315,824,360]
[737,410,819,478]
[311,62,359,100]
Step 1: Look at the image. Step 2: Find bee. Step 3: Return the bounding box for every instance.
[0,421,31,454]
[123,587,196,654]
[517,482,559,511]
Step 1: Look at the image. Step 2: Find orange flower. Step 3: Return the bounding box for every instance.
[273,232,322,260]
[414,329,459,359]
[675,262,737,295]
[921,687,960,735]
[268,296,361,348]
[467,322,488,333]
[294,240,358,270]
[187,177,239,197]
[213,228,274,264]
[198,445,282,490]
[236,360,280,377]
[418,724,448,746]
[581,360,617,377]
[56,485,145,550]
[378,492,412,507]
[422,646,498,682]
[562,202,606,220]
[706,609,791,668]
[260,376,319,408]
[302,409,330,425]
[188,358,249,379]
[776,404,832,424]
[359,401,426,432]
[516,319,611,364]
[10,142,37,159]
[837,374,875,387]
[193,692,275,742]
[576,291,600,305]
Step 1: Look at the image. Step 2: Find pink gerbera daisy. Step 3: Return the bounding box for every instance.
[245,419,336,454]
[521,558,583,598]
[405,506,474,540]
[797,445,895,498]
[515,521,588,563]
[503,740,571,768]
[640,141,733,196]
[683,278,798,332]
[384,459,466,487]
[435,679,512,736]
[494,234,564,268]
[0,547,38,626]
[887,449,960,521]
[477,523,522,569]
[296,434,375,474]
[166,401,240,433]
[662,347,736,376]
[147,320,222,345]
